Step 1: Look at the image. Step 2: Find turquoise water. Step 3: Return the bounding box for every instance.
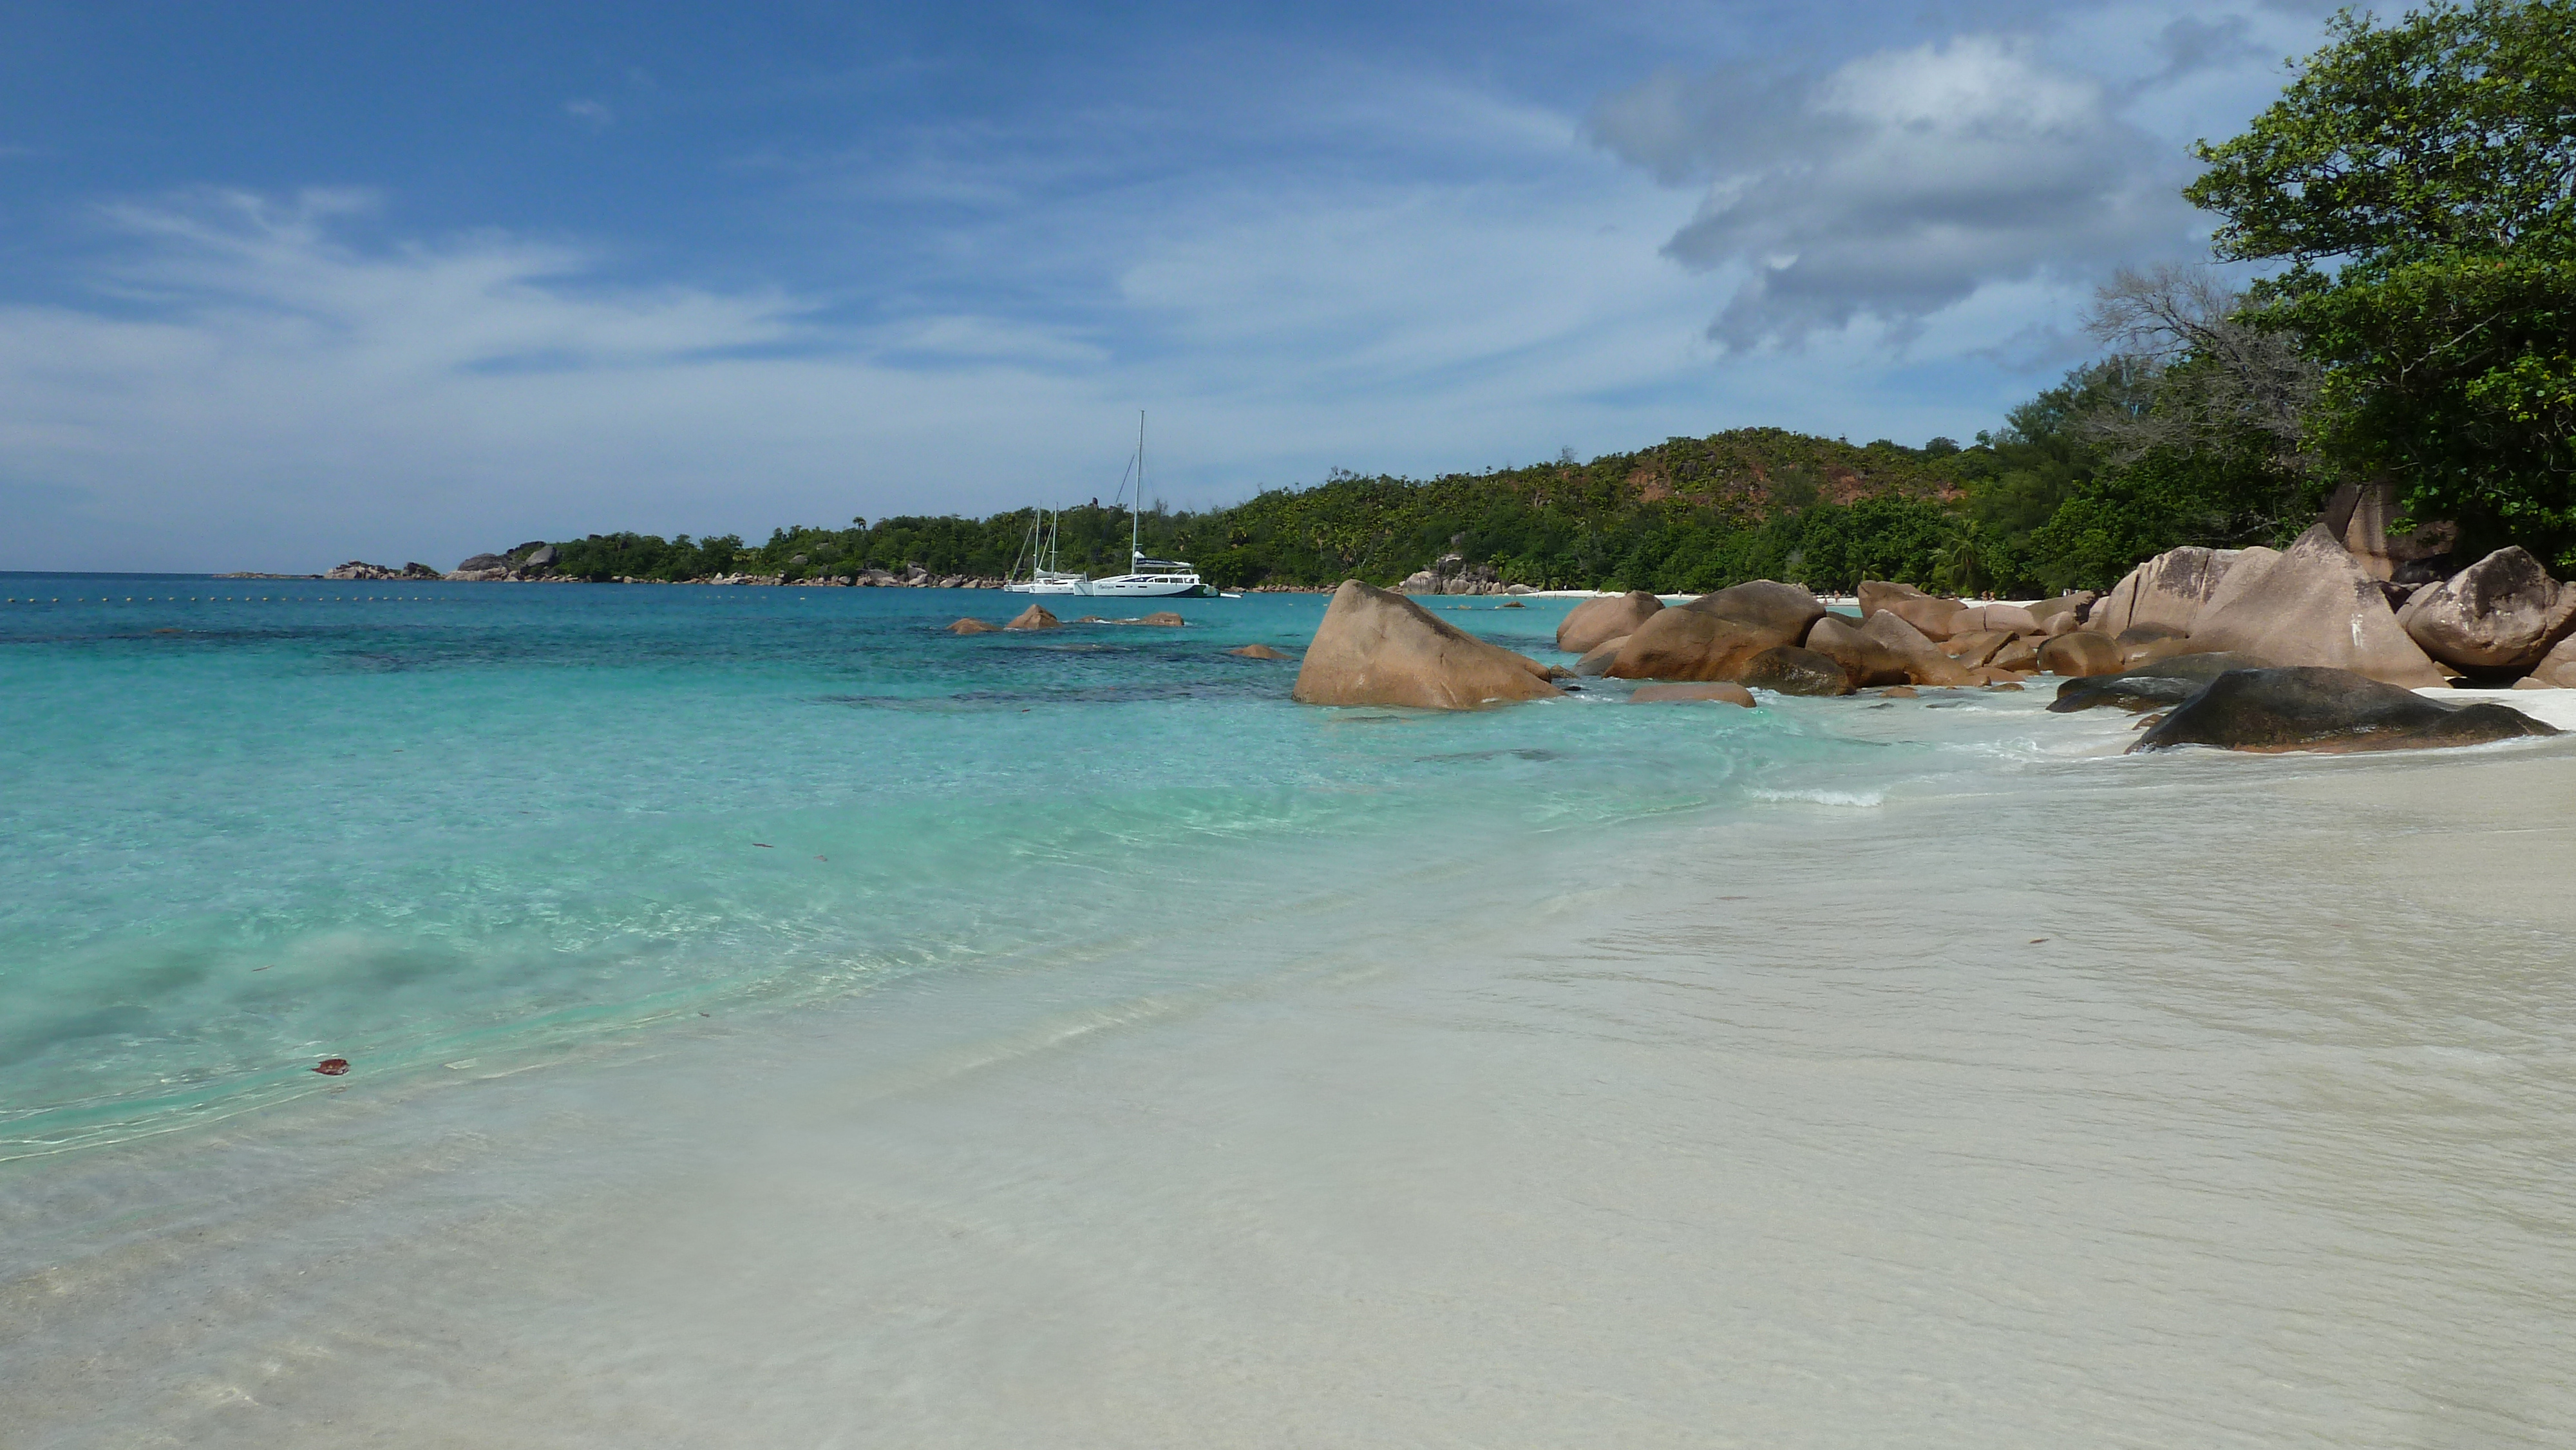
[0,576,1921,1156]
[16,576,2576,1447]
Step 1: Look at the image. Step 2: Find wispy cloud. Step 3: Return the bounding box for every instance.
[564,98,614,131]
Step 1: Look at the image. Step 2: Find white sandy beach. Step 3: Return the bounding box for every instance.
[8,694,2574,1448]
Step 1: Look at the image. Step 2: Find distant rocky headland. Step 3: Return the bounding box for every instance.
[239,545,1027,588]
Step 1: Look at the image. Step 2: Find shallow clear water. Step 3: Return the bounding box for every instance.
[6,576,2575,1447]
[0,578,1908,1154]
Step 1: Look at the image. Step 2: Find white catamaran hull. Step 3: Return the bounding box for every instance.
[1088,574,1214,598]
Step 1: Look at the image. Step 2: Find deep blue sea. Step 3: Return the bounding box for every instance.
[0,574,1936,1158]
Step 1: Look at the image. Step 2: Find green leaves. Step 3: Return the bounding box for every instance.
[2189,0,2576,555]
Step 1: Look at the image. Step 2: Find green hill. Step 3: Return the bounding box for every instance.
[545,427,2016,595]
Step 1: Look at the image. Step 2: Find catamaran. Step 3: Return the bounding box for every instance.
[1089,412,1217,599]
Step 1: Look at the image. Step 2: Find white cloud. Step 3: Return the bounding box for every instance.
[564,98,614,131]
[1589,4,2311,349]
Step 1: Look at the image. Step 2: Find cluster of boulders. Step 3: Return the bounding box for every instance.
[1396,553,1539,596]
[1550,579,2103,695]
[835,566,1005,588]
[2090,524,2576,689]
[323,561,444,581]
[444,544,561,581]
[1283,518,2574,753]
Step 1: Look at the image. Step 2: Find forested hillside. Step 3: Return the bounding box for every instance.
[542,382,2303,598]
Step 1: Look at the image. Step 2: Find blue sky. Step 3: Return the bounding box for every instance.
[1,1,2334,571]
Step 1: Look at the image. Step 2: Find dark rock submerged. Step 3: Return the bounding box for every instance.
[2129,667,2559,754]
[2047,654,2267,713]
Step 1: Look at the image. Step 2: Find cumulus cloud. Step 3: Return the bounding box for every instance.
[1589,29,2226,348]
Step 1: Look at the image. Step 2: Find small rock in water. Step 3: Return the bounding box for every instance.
[1880,685,1918,699]
[314,1058,350,1076]
[1498,599,1525,608]
[1227,644,1289,659]
[1005,604,1061,631]
[947,618,999,635]
[1139,612,1186,627]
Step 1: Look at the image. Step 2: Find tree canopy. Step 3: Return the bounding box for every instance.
[2187,0,2576,561]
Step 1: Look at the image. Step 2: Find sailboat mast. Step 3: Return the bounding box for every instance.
[1132,410,1144,565]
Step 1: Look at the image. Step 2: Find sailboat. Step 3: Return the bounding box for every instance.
[1002,505,1090,595]
[1088,412,1217,599]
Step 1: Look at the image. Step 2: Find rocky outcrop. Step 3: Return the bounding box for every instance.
[2184,525,2448,687]
[1557,591,1665,654]
[325,560,442,581]
[1740,645,1854,696]
[1857,581,1965,640]
[2394,547,2576,675]
[1630,682,1757,706]
[2088,548,2237,638]
[1682,581,1828,642]
[1227,643,1290,659]
[1859,610,1969,686]
[2045,652,2265,713]
[1005,604,1061,630]
[2131,666,2557,753]
[1292,581,1561,709]
[947,618,999,635]
[2036,632,2123,677]
[1803,615,1911,687]
[1397,552,1508,595]
[1138,612,1187,627]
